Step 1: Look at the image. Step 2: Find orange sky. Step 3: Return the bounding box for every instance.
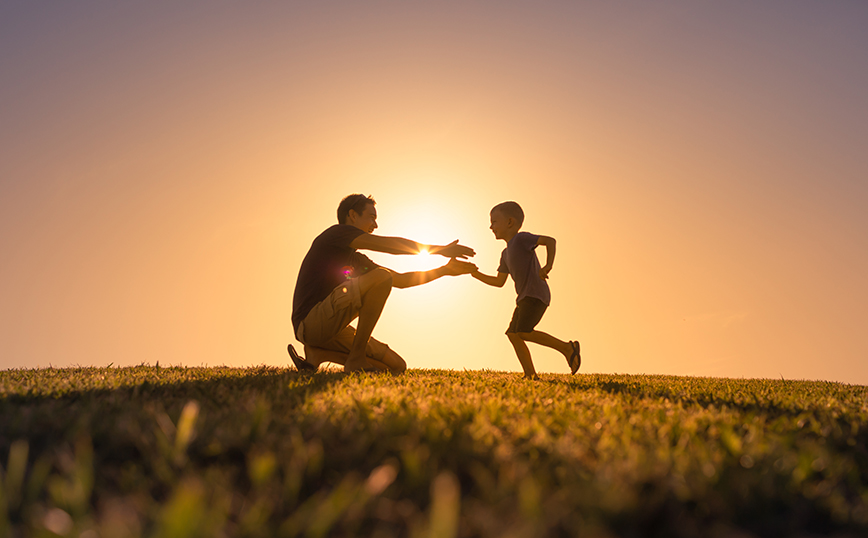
[2,2,867,383]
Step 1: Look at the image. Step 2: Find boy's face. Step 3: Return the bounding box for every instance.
[489,210,511,240]
[348,203,378,233]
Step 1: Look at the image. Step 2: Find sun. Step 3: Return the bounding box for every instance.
[377,243,438,273]
[363,193,488,274]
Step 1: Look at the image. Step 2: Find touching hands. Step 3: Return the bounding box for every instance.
[431,240,475,259]
[444,258,478,276]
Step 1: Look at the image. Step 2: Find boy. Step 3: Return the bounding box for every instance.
[471,201,580,379]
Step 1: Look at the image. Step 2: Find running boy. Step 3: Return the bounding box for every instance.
[471,201,580,379]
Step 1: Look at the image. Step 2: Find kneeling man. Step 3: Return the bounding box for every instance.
[289,194,476,373]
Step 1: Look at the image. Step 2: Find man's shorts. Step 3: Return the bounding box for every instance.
[296,277,390,361]
[506,296,548,334]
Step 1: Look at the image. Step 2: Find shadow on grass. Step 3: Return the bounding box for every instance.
[0,366,347,459]
[0,367,424,537]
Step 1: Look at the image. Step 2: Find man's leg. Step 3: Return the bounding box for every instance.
[377,348,406,375]
[304,344,406,375]
[304,345,348,368]
[507,332,538,379]
[345,268,393,372]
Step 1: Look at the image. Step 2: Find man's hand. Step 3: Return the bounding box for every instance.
[430,240,475,259]
[539,265,552,280]
[444,258,477,276]
[391,258,478,288]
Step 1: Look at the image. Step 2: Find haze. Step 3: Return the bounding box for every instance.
[2,2,867,383]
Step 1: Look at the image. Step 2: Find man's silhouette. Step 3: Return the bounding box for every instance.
[289,194,476,373]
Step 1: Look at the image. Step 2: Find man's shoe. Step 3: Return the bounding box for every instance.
[288,344,317,372]
[568,341,581,375]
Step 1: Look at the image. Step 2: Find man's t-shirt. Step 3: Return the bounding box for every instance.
[292,224,379,333]
[498,231,551,306]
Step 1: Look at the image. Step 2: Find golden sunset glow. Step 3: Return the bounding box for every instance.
[2,2,867,383]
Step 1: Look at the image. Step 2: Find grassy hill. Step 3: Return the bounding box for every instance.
[1,366,867,537]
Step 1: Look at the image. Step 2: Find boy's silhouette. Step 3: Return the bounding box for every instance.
[289,194,476,374]
[472,201,580,379]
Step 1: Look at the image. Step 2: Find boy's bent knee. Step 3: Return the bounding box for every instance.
[507,332,532,342]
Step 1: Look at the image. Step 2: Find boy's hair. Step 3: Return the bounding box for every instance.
[337,194,376,224]
[491,201,524,227]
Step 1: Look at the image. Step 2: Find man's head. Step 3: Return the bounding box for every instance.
[338,194,378,233]
[489,201,524,241]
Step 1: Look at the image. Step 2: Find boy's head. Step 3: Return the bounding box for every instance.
[338,194,378,232]
[489,201,524,241]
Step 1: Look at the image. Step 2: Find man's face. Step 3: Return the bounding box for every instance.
[349,203,378,233]
[489,210,509,240]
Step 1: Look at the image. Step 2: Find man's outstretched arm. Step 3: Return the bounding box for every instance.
[351,235,475,259]
[390,259,477,289]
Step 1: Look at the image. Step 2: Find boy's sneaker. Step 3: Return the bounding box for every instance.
[288,344,317,372]
[568,341,581,375]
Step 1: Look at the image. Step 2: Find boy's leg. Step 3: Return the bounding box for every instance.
[517,331,571,357]
[505,298,546,379]
[518,331,581,373]
[507,332,538,379]
[345,268,393,372]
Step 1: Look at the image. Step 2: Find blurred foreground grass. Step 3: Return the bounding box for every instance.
[2,366,868,537]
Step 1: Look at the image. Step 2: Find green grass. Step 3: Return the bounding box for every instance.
[1,366,867,537]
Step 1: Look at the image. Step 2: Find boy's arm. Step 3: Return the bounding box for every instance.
[390,259,477,289]
[471,269,509,288]
[351,234,475,259]
[537,235,556,280]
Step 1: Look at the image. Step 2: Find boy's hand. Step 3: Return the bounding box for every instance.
[431,240,475,259]
[444,258,477,276]
[539,266,552,280]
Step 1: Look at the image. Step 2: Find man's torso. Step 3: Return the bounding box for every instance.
[292,224,379,332]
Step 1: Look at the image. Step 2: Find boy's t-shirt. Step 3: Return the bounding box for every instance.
[498,231,551,306]
[292,224,379,334]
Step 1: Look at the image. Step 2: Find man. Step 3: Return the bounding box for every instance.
[289,194,476,373]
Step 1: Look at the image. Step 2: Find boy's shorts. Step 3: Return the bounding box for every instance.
[506,296,548,334]
[296,277,391,362]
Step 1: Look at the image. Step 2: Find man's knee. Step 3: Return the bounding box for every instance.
[372,267,392,285]
[381,349,406,375]
[363,267,393,289]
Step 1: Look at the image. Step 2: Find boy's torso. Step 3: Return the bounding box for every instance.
[499,232,551,306]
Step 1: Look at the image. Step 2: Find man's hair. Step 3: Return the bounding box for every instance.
[337,194,376,224]
[491,201,524,227]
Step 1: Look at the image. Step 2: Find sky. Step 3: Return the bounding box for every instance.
[2,1,867,384]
